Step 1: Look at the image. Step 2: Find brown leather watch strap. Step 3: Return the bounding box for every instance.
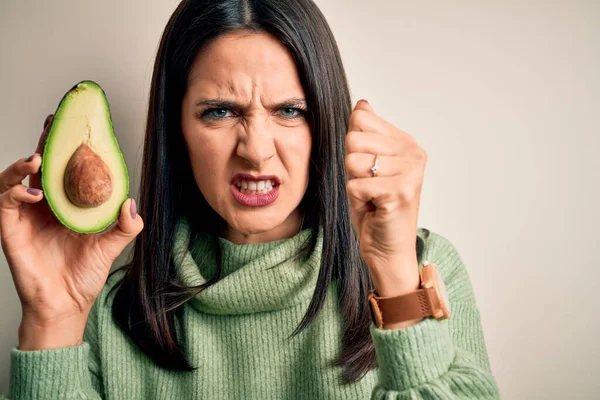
[368,287,435,328]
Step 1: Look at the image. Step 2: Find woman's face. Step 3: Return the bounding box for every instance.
[181,31,312,244]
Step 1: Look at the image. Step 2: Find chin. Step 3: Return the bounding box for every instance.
[231,221,278,236]
[225,209,287,236]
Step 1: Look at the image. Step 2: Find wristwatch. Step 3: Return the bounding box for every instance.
[368,261,450,329]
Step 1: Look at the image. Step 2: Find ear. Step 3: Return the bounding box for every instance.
[353,99,374,113]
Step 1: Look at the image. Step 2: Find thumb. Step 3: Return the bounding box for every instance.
[353,99,374,113]
[98,198,144,262]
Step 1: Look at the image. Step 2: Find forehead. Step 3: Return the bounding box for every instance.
[187,31,304,99]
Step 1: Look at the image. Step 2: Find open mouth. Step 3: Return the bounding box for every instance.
[231,174,281,207]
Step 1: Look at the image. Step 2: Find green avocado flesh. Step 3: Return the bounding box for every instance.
[41,80,129,234]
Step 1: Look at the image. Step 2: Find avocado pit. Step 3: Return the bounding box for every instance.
[64,143,113,208]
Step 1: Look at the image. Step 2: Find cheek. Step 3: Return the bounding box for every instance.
[280,128,312,184]
[299,129,312,171]
[185,133,233,197]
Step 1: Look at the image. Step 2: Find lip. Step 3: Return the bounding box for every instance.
[231,173,281,207]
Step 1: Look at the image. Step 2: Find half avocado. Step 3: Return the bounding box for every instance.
[41,80,129,234]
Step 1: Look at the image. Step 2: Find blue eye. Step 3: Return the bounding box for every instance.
[278,108,304,118]
[202,108,232,119]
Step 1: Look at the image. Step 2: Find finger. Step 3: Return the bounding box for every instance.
[345,153,404,179]
[347,175,421,214]
[346,177,399,218]
[35,114,54,154]
[43,114,53,130]
[353,99,374,113]
[349,101,414,143]
[0,185,44,230]
[349,108,399,136]
[0,155,42,194]
[345,130,402,157]
[98,198,144,262]
[29,114,54,190]
[349,99,390,134]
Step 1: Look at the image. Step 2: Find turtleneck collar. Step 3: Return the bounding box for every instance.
[172,217,323,315]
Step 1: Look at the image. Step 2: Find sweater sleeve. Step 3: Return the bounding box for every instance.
[369,230,500,399]
[4,294,105,399]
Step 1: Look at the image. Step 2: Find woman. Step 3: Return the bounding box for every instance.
[1,0,499,398]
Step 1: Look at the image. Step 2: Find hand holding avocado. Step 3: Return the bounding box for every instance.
[0,81,144,350]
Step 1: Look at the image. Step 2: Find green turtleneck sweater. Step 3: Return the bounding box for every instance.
[5,219,499,399]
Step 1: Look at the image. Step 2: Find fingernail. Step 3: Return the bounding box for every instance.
[27,188,42,195]
[44,115,53,129]
[130,198,137,219]
[25,154,36,162]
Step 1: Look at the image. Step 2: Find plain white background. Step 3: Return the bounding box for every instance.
[1,1,599,398]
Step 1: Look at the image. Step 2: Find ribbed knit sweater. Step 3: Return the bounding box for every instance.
[5,218,499,399]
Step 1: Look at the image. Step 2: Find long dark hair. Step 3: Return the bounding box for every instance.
[109,0,423,383]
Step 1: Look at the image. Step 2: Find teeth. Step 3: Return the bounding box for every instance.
[237,179,276,194]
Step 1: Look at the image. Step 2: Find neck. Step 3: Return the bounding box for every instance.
[175,215,322,315]
[222,208,305,244]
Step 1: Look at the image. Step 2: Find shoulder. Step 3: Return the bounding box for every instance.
[417,227,475,302]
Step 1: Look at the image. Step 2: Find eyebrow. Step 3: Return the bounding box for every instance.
[195,97,307,110]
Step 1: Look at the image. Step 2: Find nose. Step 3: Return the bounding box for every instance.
[235,119,275,170]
